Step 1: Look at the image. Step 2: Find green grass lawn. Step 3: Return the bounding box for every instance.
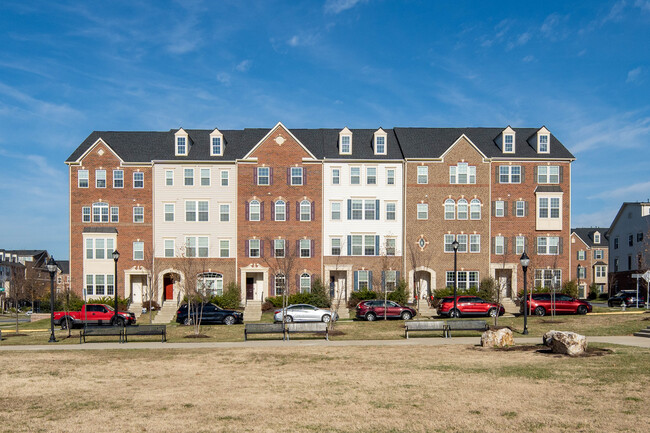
[1,309,648,345]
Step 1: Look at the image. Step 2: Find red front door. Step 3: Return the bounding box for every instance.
[164,277,174,300]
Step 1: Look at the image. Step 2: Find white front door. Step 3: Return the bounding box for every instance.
[131,276,143,303]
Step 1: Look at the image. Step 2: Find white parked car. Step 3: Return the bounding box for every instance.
[273,304,338,323]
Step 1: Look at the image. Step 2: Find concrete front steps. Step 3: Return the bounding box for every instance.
[152,302,178,324]
[501,298,519,315]
[128,303,142,320]
[634,326,650,338]
[243,301,262,322]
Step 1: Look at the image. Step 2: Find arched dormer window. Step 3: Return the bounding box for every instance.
[274,200,286,221]
[470,199,481,220]
[457,199,468,220]
[92,202,109,223]
[444,199,455,220]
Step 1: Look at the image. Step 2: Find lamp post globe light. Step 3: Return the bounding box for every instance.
[112,250,120,326]
[46,257,58,343]
[452,240,459,318]
[520,252,530,335]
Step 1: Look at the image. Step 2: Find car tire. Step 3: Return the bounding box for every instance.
[60,317,71,330]
[401,311,412,321]
[534,307,546,317]
[607,301,613,307]
[449,309,460,318]
[284,315,293,323]
[112,317,125,327]
[577,305,588,315]
[321,314,331,323]
[224,315,236,325]
[366,312,377,321]
[488,308,498,318]
[184,317,193,326]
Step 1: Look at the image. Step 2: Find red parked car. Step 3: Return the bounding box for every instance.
[356,300,417,321]
[437,296,505,318]
[521,293,592,316]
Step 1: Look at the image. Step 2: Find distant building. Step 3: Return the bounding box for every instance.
[56,260,70,293]
[608,202,650,293]
[570,228,609,298]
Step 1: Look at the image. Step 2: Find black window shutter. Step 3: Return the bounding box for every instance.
[260,202,264,221]
[520,166,525,183]
[559,166,564,183]
[347,199,352,220]
[269,167,274,185]
[303,167,307,185]
[245,201,249,221]
[296,202,300,220]
[534,166,538,182]
[271,202,275,221]
[245,240,249,257]
[253,167,257,185]
[286,168,290,185]
[503,202,508,217]
[260,240,264,258]
[311,201,315,221]
[286,202,290,221]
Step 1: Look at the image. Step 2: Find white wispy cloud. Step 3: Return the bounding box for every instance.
[567,111,650,154]
[216,73,231,85]
[287,32,320,47]
[235,60,252,72]
[572,206,621,228]
[626,66,642,83]
[324,0,368,14]
[540,13,570,41]
[0,81,83,124]
[589,181,650,201]
[507,32,531,50]
[602,0,628,24]
[635,0,650,12]
[522,55,536,62]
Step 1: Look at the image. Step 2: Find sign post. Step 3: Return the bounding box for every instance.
[631,271,650,309]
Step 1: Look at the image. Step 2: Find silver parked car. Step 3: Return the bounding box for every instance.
[273,304,338,323]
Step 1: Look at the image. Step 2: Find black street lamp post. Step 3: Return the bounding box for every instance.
[46,257,58,343]
[577,265,583,298]
[112,250,120,325]
[452,240,459,318]
[520,252,530,335]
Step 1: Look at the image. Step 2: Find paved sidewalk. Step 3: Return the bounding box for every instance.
[0,335,648,351]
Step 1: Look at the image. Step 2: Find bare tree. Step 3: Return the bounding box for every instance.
[260,237,298,325]
[406,238,433,313]
[176,248,211,336]
[325,243,347,332]
[10,267,26,332]
[24,270,47,314]
[378,241,401,320]
[142,245,160,324]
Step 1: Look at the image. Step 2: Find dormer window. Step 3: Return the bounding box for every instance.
[594,232,601,244]
[339,127,352,155]
[175,128,189,156]
[539,135,549,153]
[373,128,387,155]
[535,127,550,153]
[504,134,514,152]
[210,128,224,156]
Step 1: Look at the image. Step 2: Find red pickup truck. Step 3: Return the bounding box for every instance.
[53,304,136,329]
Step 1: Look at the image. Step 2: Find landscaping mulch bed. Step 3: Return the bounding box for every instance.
[489,344,613,357]
[183,334,210,339]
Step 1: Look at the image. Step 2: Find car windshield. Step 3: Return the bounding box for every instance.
[105,305,115,312]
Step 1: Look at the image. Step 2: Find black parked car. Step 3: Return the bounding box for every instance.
[607,291,646,307]
[176,303,244,325]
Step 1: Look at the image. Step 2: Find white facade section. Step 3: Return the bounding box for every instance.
[609,202,650,272]
[154,163,236,258]
[323,162,403,257]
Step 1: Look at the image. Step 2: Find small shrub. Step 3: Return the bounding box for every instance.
[210,282,242,309]
[261,301,276,312]
[478,276,498,302]
[598,292,609,300]
[562,280,579,299]
[348,288,378,308]
[93,296,130,311]
[387,279,408,305]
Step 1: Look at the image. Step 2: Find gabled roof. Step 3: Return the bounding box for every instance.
[571,227,609,248]
[57,260,70,274]
[608,202,650,234]
[66,125,575,164]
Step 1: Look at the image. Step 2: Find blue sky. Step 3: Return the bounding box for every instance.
[1,0,649,260]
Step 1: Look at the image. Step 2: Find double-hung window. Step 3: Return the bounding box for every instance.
[300,200,311,221]
[257,167,269,185]
[221,170,229,186]
[366,167,377,185]
[291,167,303,185]
[375,136,385,154]
[351,235,363,256]
[494,236,505,255]
[300,273,311,293]
[177,137,186,155]
[444,234,455,253]
[538,197,560,219]
[274,239,285,258]
[577,250,586,260]
[219,240,229,258]
[351,200,363,220]
[82,206,91,222]
[165,170,174,186]
[113,170,123,188]
[219,204,229,222]
[450,163,476,184]
[197,201,208,221]
[539,135,549,153]
[110,206,119,223]
[249,200,260,221]
[457,199,468,220]
[444,199,455,220]
[594,249,603,260]
[516,200,525,217]
[470,199,481,220]
[350,167,360,185]
[133,241,144,260]
[386,238,396,256]
[537,236,559,255]
[537,166,559,184]
[133,206,144,223]
[499,166,521,183]
[275,200,285,221]
[387,169,395,185]
[417,203,428,220]
[212,136,221,155]
[357,271,369,290]
[164,239,175,258]
[340,135,351,153]
[331,238,341,256]
[133,172,144,188]
[417,166,428,184]
[504,134,514,152]
[515,236,525,255]
[78,170,89,188]
[184,168,194,186]
[456,234,468,253]
[364,235,376,256]
[470,234,481,253]
[386,203,396,221]
[184,201,208,222]
[332,168,340,185]
[300,239,311,258]
[364,200,375,220]
[200,169,210,186]
[93,203,109,223]
[331,202,341,220]
[495,201,505,217]
[96,170,106,188]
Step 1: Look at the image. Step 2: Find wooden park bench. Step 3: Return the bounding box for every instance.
[404,320,447,339]
[244,323,286,341]
[123,325,166,343]
[286,322,329,341]
[80,326,124,343]
[445,320,488,338]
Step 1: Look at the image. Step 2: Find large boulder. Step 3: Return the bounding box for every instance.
[481,328,514,348]
[543,330,587,356]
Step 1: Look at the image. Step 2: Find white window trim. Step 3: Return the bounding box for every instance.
[220,170,229,186]
[219,203,230,222]
[133,241,144,260]
[113,170,124,188]
[175,129,189,156]
[78,170,89,188]
[538,134,550,153]
[164,203,175,222]
[503,133,515,153]
[95,169,106,188]
[210,129,224,156]
[165,170,174,186]
[257,167,270,186]
[417,166,428,184]
[417,203,428,220]
[133,206,144,223]
[290,167,303,186]
[164,239,175,258]
[200,168,211,186]
[133,171,144,189]
[339,128,352,155]
[219,239,230,258]
[373,128,387,155]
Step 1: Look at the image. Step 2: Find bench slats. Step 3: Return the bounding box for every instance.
[404,321,446,339]
[124,325,167,343]
[244,323,286,341]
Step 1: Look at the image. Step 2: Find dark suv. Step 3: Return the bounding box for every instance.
[607,291,646,307]
[356,300,416,321]
[521,293,592,316]
[437,296,505,318]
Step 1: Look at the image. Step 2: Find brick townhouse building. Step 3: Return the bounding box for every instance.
[66,123,574,314]
[570,228,609,298]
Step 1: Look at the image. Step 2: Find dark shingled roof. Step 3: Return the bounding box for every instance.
[83,227,118,233]
[57,260,70,274]
[535,185,563,193]
[572,227,609,248]
[66,126,574,163]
